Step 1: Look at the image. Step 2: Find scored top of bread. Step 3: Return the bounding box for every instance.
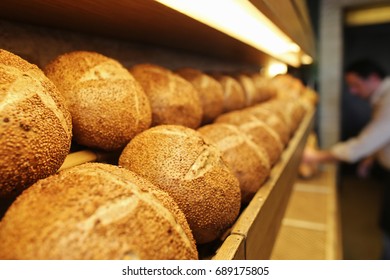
[0,163,198,260]
[0,49,72,197]
[130,64,203,129]
[45,51,152,151]
[119,125,241,244]
[176,67,224,124]
[198,123,270,203]
[251,73,277,102]
[212,74,246,113]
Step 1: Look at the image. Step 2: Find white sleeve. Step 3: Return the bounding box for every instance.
[330,97,390,163]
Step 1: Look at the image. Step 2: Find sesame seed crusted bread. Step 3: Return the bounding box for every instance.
[176,68,224,125]
[214,110,283,165]
[241,105,291,145]
[251,73,277,102]
[253,99,306,135]
[0,49,72,197]
[236,74,259,106]
[0,163,198,260]
[44,51,152,151]
[119,125,241,244]
[198,123,271,204]
[130,64,202,129]
[212,74,246,113]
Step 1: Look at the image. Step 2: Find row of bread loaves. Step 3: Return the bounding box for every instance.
[0,49,312,260]
[0,123,242,258]
[0,50,202,259]
[1,49,312,204]
[43,51,280,153]
[199,95,311,204]
[43,51,288,150]
[0,163,198,259]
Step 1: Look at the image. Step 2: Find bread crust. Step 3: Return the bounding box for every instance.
[130,64,202,129]
[119,125,241,244]
[0,49,72,197]
[198,123,270,203]
[45,51,152,151]
[0,163,198,260]
[213,74,246,113]
[214,110,284,165]
[176,68,224,124]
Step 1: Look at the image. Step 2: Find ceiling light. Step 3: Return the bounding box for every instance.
[156,0,305,67]
[264,61,288,77]
[346,5,390,26]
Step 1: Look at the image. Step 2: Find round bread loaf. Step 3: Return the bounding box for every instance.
[44,51,151,151]
[249,102,294,138]
[213,74,246,113]
[0,163,198,260]
[176,68,224,124]
[272,74,305,99]
[119,125,241,244]
[236,74,258,106]
[214,111,283,165]
[239,121,283,165]
[284,99,307,132]
[0,49,72,197]
[251,73,277,102]
[130,64,202,128]
[198,123,270,203]
[256,99,305,134]
[243,105,291,145]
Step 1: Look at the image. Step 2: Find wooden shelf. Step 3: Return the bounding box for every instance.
[0,0,315,66]
[271,164,342,259]
[213,108,315,259]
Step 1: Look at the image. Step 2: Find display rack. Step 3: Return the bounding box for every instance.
[213,108,315,259]
[56,107,315,260]
[1,0,317,260]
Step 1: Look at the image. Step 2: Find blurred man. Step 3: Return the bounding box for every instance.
[303,59,390,259]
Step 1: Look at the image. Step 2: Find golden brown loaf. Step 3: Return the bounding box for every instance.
[0,49,72,197]
[284,100,307,132]
[45,51,152,151]
[242,105,291,145]
[0,163,198,260]
[130,64,202,129]
[176,68,224,124]
[198,123,270,203]
[248,102,293,138]
[251,73,277,102]
[119,125,241,244]
[256,99,306,134]
[271,74,305,100]
[213,74,246,113]
[236,74,258,106]
[214,111,283,165]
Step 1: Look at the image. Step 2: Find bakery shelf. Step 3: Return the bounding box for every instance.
[213,108,315,259]
[0,0,315,66]
[271,164,342,260]
[0,0,316,259]
[57,108,315,260]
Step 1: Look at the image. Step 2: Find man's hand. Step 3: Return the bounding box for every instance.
[357,156,374,178]
[302,147,337,164]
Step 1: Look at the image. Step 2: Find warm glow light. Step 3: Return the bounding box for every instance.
[346,5,390,26]
[156,0,303,67]
[264,61,288,77]
[301,54,313,65]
